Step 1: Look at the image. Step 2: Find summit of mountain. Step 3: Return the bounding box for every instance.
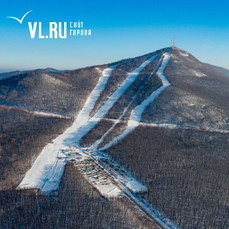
[142,47,229,131]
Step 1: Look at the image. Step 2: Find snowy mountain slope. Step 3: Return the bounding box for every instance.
[16,51,175,228]
[141,48,229,131]
[0,50,165,193]
[80,52,165,147]
[90,50,162,117]
[0,68,68,81]
[0,71,24,81]
[18,54,159,193]
[0,67,103,116]
[206,63,229,77]
[1,47,229,229]
[101,52,170,150]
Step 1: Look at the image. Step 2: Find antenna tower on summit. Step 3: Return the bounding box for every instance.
[171,35,176,48]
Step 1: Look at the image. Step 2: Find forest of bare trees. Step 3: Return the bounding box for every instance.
[0,163,157,228]
[1,47,229,228]
[106,126,229,228]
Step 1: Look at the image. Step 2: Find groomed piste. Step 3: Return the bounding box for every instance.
[18,54,160,192]
[18,52,175,229]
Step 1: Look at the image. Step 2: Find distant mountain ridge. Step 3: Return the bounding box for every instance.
[206,63,229,77]
[0,68,68,81]
[0,71,24,81]
[1,61,229,82]
[34,68,69,74]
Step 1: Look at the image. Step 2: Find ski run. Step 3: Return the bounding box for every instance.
[101,53,170,150]
[18,54,158,192]
[18,52,176,229]
[18,65,117,191]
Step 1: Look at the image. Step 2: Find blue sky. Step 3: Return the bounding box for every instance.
[0,0,229,72]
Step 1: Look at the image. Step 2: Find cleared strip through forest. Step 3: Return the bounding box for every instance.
[90,54,163,151]
[90,156,172,229]
[100,118,229,134]
[101,52,170,150]
[0,104,72,119]
[17,65,116,192]
[17,55,157,193]
[70,54,157,143]
[18,53,175,228]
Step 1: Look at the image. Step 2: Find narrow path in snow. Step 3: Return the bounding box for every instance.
[99,118,229,134]
[141,122,229,134]
[90,54,163,151]
[0,104,72,119]
[101,52,170,150]
[65,54,157,144]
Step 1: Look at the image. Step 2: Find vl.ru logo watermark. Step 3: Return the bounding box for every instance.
[28,21,91,39]
[7,10,92,39]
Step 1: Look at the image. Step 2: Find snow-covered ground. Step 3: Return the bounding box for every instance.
[64,150,146,198]
[179,51,189,57]
[69,65,116,131]
[101,52,170,150]
[67,54,157,143]
[192,69,206,77]
[18,65,116,192]
[140,122,229,133]
[17,52,176,228]
[41,74,71,87]
[32,111,70,118]
[18,55,157,193]
[125,180,147,193]
[90,55,161,151]
[0,104,71,119]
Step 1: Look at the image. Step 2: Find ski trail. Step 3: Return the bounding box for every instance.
[90,95,136,151]
[18,66,116,192]
[101,52,170,150]
[90,55,163,151]
[140,122,229,134]
[0,104,71,119]
[70,66,116,132]
[31,111,70,119]
[18,54,157,193]
[69,54,157,144]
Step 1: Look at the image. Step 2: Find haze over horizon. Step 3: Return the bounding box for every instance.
[0,0,229,72]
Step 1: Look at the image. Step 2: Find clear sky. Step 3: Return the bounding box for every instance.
[0,0,229,72]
